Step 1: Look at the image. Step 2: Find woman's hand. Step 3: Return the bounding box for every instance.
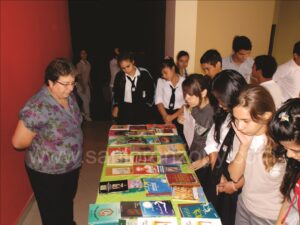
[112,106,119,118]
[231,122,253,148]
[217,176,237,194]
[189,156,209,171]
[163,114,174,124]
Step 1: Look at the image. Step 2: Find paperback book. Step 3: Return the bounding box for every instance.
[108,155,134,165]
[140,200,175,217]
[133,165,158,175]
[120,201,143,217]
[106,166,133,176]
[99,180,128,194]
[156,144,186,155]
[108,137,128,146]
[109,130,129,137]
[133,155,158,164]
[166,173,200,187]
[143,178,172,196]
[88,203,121,225]
[137,217,178,225]
[129,125,148,131]
[131,145,155,153]
[172,186,207,202]
[157,164,182,174]
[110,125,129,131]
[179,202,219,219]
[159,136,184,144]
[160,153,187,165]
[108,147,131,156]
[127,130,155,136]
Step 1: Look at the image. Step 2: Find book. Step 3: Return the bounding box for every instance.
[106,166,133,176]
[99,180,128,194]
[118,218,138,225]
[144,136,161,144]
[131,145,155,153]
[160,153,187,165]
[179,203,220,223]
[181,218,222,225]
[137,217,178,225]
[166,173,200,187]
[108,155,134,165]
[140,200,175,217]
[127,130,155,136]
[126,137,148,145]
[108,137,128,146]
[108,147,131,156]
[156,144,186,155]
[125,179,144,193]
[172,186,207,202]
[133,165,158,175]
[110,125,129,131]
[120,201,143,217]
[143,178,172,196]
[133,155,158,164]
[154,124,178,136]
[159,136,184,144]
[109,130,129,137]
[88,203,121,225]
[157,164,182,174]
[129,125,148,131]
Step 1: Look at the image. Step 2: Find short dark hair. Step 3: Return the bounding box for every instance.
[200,49,222,66]
[117,51,134,64]
[176,51,189,61]
[44,58,77,86]
[254,55,277,79]
[293,41,300,55]
[232,35,252,52]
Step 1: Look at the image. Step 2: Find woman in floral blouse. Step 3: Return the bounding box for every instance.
[12,58,83,225]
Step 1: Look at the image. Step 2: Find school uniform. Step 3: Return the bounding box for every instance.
[155,76,185,139]
[112,67,155,125]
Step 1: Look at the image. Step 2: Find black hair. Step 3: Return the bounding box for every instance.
[232,35,252,52]
[254,55,277,79]
[44,58,77,86]
[293,41,300,55]
[182,74,212,106]
[200,49,222,67]
[160,57,179,74]
[269,98,300,200]
[176,51,189,61]
[211,70,247,143]
[117,51,134,64]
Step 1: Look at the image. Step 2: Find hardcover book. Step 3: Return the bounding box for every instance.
[88,203,121,225]
[106,166,133,176]
[172,186,207,202]
[179,203,219,219]
[140,200,175,217]
[99,180,128,194]
[143,178,172,196]
[157,164,182,174]
[120,201,143,217]
[166,173,200,187]
[160,153,187,165]
[133,165,158,175]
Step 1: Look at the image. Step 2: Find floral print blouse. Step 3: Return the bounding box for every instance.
[20,86,83,174]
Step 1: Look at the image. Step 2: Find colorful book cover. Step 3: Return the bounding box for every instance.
[120,201,143,217]
[133,155,158,164]
[156,144,186,155]
[154,127,177,136]
[160,153,187,165]
[133,165,158,175]
[159,135,183,144]
[143,178,172,196]
[110,125,130,131]
[181,218,222,225]
[126,137,148,145]
[108,137,128,146]
[118,218,138,225]
[137,217,178,225]
[123,179,144,194]
[88,203,121,225]
[166,173,200,187]
[106,166,133,176]
[129,125,148,131]
[179,203,219,219]
[109,130,129,137]
[108,147,131,156]
[131,145,155,153]
[144,136,161,144]
[127,130,155,136]
[108,155,134,165]
[140,200,175,217]
[157,164,182,174]
[99,180,128,194]
[172,186,207,203]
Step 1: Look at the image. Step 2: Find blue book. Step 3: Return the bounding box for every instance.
[179,202,219,219]
[88,203,121,225]
[140,200,175,217]
[143,178,172,196]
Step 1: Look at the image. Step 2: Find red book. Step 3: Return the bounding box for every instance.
[108,147,131,156]
[133,165,158,175]
[133,155,158,164]
[166,173,200,187]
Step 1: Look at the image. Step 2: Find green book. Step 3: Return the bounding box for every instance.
[88,203,121,225]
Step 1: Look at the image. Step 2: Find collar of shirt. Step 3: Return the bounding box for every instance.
[167,75,183,88]
[125,67,140,79]
[249,134,267,153]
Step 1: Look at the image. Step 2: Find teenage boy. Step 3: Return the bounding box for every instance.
[200,49,222,78]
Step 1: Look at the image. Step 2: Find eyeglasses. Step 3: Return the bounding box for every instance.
[55,80,77,87]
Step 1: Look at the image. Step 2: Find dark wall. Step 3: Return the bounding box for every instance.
[68,0,166,120]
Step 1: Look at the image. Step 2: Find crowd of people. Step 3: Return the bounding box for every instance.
[11,35,300,225]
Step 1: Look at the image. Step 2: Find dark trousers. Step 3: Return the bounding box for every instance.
[25,165,80,225]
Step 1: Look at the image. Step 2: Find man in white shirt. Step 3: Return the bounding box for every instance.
[251,55,283,109]
[223,36,254,83]
[273,41,300,102]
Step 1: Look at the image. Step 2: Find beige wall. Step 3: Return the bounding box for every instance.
[165,0,175,58]
[194,0,276,73]
[272,1,300,64]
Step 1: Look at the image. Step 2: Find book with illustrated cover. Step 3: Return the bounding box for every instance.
[159,135,184,144]
[99,180,128,194]
[108,155,134,165]
[106,166,133,176]
[118,218,138,225]
[140,200,175,217]
[129,125,148,131]
[127,130,155,136]
[166,173,200,187]
[131,145,155,153]
[110,125,130,131]
[179,203,219,219]
[124,179,144,193]
[133,165,158,175]
[108,137,128,146]
[120,201,143,217]
[172,186,207,203]
[144,136,161,144]
[156,144,186,155]
[88,203,121,225]
[126,137,148,145]
[154,124,178,136]
[109,130,129,137]
[133,155,158,164]
[181,218,222,225]
[108,147,131,156]
[143,178,172,196]
[160,153,187,165]
[137,217,178,225]
[157,164,182,174]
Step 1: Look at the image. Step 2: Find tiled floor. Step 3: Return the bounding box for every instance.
[19,121,112,225]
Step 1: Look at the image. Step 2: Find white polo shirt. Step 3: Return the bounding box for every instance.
[273,59,300,102]
[260,80,284,109]
[155,76,185,110]
[222,55,254,83]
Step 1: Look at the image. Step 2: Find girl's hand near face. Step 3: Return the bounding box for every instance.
[231,122,253,148]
